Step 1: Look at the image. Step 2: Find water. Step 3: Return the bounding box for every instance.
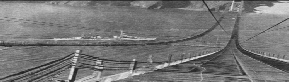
[0,2,220,40]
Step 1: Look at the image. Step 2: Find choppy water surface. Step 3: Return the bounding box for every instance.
[0,2,220,40]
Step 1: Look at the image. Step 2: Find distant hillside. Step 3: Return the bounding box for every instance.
[46,1,232,11]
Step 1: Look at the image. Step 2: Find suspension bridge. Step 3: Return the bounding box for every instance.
[1,0,289,82]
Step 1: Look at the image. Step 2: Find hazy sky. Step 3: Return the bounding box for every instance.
[254,1,289,15]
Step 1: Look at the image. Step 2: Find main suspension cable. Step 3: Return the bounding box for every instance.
[242,18,289,42]
[202,0,230,35]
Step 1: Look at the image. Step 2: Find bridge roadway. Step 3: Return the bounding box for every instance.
[116,15,289,82]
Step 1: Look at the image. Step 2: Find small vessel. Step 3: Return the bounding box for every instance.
[118,30,157,41]
[53,30,157,41]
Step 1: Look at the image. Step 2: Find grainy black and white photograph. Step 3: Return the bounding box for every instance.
[0,0,289,82]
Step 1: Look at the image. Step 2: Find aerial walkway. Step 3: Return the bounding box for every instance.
[2,1,289,82]
[115,11,289,82]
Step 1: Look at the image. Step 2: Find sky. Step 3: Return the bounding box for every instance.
[254,1,289,15]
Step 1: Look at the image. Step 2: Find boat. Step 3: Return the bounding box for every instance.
[118,30,157,41]
[53,30,157,41]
